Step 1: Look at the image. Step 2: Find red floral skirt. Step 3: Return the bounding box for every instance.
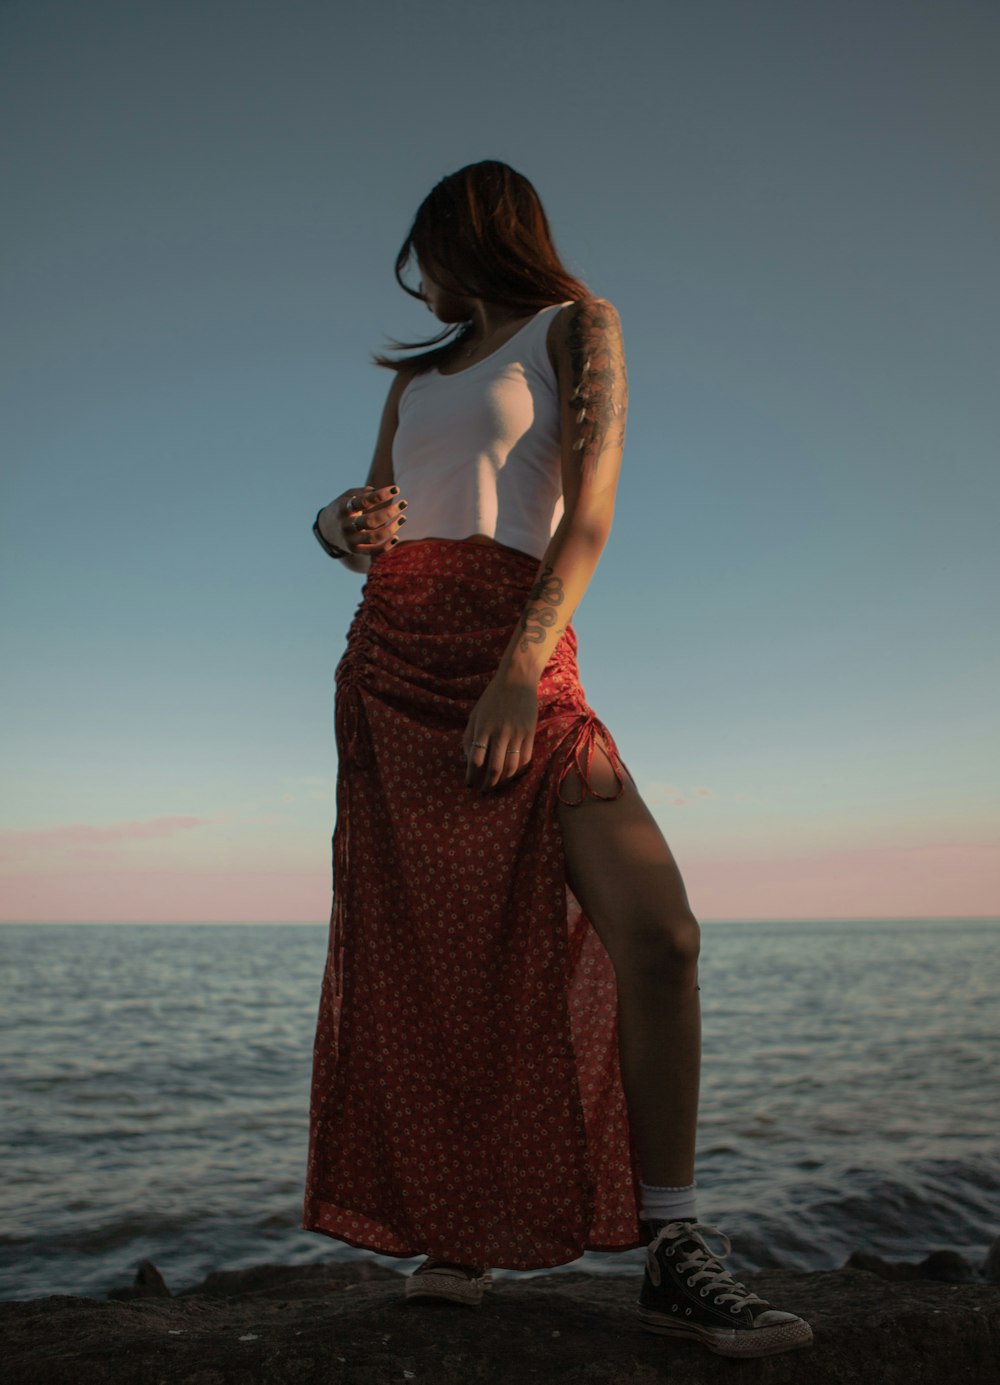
[301,536,646,1269]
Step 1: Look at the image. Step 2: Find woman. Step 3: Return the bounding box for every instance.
[302,160,812,1360]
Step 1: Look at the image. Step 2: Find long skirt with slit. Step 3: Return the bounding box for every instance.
[301,535,647,1270]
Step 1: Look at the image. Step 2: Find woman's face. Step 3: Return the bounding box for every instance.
[417,257,471,323]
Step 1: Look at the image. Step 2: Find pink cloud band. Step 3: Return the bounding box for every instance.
[0,816,209,860]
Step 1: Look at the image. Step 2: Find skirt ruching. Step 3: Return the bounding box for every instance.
[302,536,646,1269]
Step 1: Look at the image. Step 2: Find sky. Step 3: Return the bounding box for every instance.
[1,0,997,924]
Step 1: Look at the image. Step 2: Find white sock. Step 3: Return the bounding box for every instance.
[639,1179,697,1223]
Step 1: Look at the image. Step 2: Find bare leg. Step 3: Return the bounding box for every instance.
[556,743,701,1186]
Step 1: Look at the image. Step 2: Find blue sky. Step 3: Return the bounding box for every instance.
[1,0,997,921]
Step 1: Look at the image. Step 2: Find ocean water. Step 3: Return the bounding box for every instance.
[1,918,997,1302]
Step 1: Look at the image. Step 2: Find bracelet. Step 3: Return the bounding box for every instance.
[313,509,351,560]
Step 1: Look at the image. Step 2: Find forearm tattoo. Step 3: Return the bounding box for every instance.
[566,299,628,486]
[516,562,564,650]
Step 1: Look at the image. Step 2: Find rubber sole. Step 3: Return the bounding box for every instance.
[404,1265,493,1307]
[636,1304,814,1358]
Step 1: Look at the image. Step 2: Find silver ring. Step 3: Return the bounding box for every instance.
[347,495,360,510]
[353,515,365,533]
[471,741,488,749]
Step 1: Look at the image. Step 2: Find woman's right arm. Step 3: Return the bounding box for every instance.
[315,369,414,574]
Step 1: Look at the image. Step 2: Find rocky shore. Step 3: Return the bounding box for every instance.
[3,1238,999,1384]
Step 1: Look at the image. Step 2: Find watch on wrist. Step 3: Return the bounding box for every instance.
[313,510,350,559]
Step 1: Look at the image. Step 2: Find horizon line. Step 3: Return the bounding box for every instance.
[1,916,997,927]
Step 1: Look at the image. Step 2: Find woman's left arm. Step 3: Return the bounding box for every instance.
[463,297,628,791]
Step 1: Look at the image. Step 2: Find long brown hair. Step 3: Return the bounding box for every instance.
[371,160,591,374]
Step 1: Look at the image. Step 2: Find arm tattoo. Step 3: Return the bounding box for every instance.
[566,299,628,486]
[516,562,565,650]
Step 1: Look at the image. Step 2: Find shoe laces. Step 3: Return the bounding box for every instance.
[645,1219,770,1313]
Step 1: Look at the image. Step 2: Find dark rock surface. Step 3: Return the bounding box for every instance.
[2,1245,999,1384]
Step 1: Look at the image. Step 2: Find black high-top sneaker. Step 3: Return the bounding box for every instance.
[637,1218,814,1359]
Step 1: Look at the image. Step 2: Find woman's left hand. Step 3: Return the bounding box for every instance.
[463,669,538,793]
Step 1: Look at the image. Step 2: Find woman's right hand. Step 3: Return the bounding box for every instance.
[317,485,408,555]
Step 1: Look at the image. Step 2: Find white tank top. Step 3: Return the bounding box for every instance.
[391,300,576,561]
